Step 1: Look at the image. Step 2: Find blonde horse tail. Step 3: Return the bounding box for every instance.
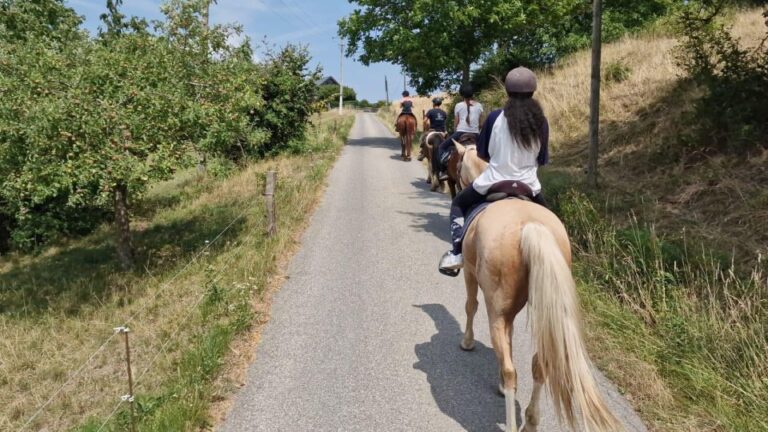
[520,223,621,432]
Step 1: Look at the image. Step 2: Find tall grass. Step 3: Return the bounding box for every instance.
[552,187,768,430]
[0,111,355,431]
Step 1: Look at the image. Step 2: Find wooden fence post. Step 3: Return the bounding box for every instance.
[264,171,277,236]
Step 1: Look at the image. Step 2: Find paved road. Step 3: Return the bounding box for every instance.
[219,113,646,432]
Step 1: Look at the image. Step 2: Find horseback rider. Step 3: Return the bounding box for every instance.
[432,84,483,181]
[417,97,448,161]
[439,67,550,272]
[395,90,416,132]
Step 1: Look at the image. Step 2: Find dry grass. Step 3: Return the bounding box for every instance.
[0,111,355,431]
[480,8,768,267]
[476,7,768,430]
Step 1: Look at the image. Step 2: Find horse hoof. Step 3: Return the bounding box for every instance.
[460,340,475,351]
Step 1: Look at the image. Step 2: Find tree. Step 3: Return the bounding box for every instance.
[0,0,267,267]
[0,0,85,45]
[338,0,533,92]
[316,84,356,106]
[250,44,321,154]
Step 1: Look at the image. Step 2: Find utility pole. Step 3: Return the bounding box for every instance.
[384,76,389,105]
[402,72,406,92]
[587,0,603,189]
[338,42,344,115]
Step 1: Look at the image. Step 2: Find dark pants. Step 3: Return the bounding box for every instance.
[432,131,478,175]
[449,185,549,255]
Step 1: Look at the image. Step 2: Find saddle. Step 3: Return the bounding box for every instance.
[485,180,534,202]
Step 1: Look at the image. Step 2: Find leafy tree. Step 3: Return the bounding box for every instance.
[250,44,321,154]
[0,0,267,267]
[316,83,356,105]
[0,0,85,44]
[338,0,536,92]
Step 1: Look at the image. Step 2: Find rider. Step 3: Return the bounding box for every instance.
[395,90,416,132]
[439,67,550,272]
[418,97,448,161]
[432,84,483,181]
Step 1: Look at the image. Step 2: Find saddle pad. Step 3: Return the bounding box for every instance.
[460,197,521,243]
[460,202,492,243]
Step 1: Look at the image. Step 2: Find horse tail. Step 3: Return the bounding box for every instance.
[520,223,621,432]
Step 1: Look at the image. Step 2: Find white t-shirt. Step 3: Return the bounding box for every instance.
[473,111,541,195]
[454,101,483,133]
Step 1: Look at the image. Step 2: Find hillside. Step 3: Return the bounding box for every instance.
[473,8,767,430]
[481,9,767,269]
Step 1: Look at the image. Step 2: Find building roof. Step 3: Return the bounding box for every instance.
[316,76,340,86]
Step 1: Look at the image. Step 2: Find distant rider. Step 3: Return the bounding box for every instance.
[418,97,448,161]
[439,67,550,272]
[432,84,484,181]
[395,90,416,132]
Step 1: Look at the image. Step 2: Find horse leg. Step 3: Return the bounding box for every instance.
[448,178,457,199]
[489,309,518,432]
[521,353,544,432]
[406,132,413,160]
[460,269,479,351]
[400,135,406,158]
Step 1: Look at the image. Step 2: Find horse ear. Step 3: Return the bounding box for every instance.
[453,139,466,156]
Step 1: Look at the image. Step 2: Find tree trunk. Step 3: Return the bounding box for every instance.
[461,63,470,86]
[587,0,603,189]
[114,184,135,270]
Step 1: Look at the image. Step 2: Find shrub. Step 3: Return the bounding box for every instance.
[604,60,632,83]
[676,3,768,153]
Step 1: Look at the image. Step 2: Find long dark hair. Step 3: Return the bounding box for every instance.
[459,84,474,125]
[503,92,545,150]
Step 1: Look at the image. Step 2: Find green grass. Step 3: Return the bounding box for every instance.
[542,171,768,431]
[1,111,355,432]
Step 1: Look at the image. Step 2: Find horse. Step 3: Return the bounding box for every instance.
[420,130,446,188]
[452,140,622,432]
[395,113,417,161]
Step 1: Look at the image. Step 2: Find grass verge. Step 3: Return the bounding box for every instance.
[543,171,768,431]
[0,111,355,431]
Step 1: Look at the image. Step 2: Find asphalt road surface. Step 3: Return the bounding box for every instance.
[219,113,647,432]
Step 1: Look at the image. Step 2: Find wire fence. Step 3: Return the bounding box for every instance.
[17,176,274,431]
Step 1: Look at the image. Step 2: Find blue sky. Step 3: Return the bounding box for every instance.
[65,0,407,101]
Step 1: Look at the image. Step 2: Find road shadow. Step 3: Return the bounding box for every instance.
[413,303,521,431]
[346,136,401,151]
[398,180,451,242]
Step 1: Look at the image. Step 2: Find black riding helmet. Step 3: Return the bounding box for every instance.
[459,84,474,99]
[402,90,410,97]
[432,97,443,106]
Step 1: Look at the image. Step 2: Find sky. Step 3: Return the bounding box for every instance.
[65,0,408,102]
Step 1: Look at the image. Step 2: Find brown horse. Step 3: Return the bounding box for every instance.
[453,140,622,432]
[420,130,446,188]
[395,114,417,161]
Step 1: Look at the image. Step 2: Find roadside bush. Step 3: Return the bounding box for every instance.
[250,45,321,155]
[676,3,768,153]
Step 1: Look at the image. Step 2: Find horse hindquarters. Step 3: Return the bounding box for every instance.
[520,223,620,432]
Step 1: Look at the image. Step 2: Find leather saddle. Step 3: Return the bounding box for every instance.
[485,180,534,202]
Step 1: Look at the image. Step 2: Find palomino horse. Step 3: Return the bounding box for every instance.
[395,114,417,161]
[453,140,621,432]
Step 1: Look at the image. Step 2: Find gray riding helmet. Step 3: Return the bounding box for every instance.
[504,67,537,93]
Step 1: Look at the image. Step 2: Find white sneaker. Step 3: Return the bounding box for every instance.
[439,251,464,270]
